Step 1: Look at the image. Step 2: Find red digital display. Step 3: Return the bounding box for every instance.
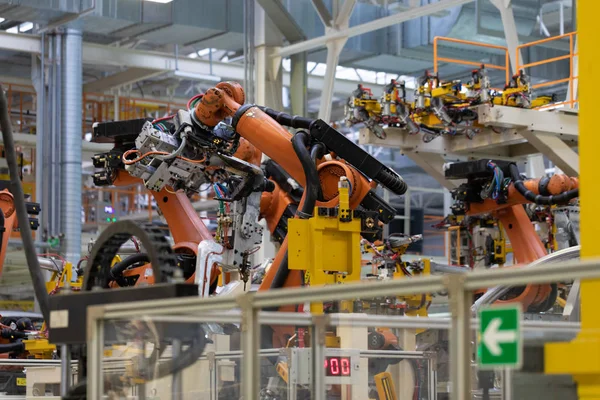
[324,356,352,377]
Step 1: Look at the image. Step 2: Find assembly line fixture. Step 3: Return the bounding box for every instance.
[86,258,599,400]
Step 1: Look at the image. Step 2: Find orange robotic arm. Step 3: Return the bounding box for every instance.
[193,82,406,294]
[97,136,265,288]
[449,160,579,312]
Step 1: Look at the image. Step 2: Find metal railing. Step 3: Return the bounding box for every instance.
[87,257,599,400]
[516,31,578,109]
[433,36,510,87]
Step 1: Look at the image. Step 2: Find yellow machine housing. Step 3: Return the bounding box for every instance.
[288,180,362,286]
[23,338,56,359]
[288,178,363,313]
[392,258,432,317]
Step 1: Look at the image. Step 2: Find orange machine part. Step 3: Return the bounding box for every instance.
[113,171,213,246]
[112,172,214,285]
[467,183,566,310]
[0,190,16,280]
[523,174,578,195]
[492,205,551,309]
[316,161,371,209]
[194,82,375,211]
[257,237,303,348]
[108,129,264,288]
[260,182,296,234]
[235,137,263,166]
[234,107,307,187]
[195,83,306,187]
[195,82,244,127]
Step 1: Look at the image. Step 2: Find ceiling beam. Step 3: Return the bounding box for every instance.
[312,0,333,27]
[255,0,306,42]
[83,68,165,93]
[0,32,381,97]
[276,0,475,57]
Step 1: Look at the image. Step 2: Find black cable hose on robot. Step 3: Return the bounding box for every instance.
[0,209,5,258]
[291,131,320,219]
[509,163,578,205]
[269,133,321,292]
[256,106,314,130]
[0,342,25,354]
[0,85,50,323]
[310,142,326,201]
[108,253,150,285]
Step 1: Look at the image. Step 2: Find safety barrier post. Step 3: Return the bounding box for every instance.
[447,275,472,400]
[312,314,328,400]
[239,293,260,400]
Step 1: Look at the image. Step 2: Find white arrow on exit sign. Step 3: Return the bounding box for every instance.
[478,305,522,369]
[482,318,517,356]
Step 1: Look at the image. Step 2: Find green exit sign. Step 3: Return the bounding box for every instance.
[477,305,522,370]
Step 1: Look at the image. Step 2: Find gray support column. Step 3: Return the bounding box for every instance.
[290,52,307,116]
[254,5,283,109]
[60,28,83,265]
[491,0,523,74]
[31,33,46,316]
[318,38,346,122]
[50,32,62,237]
[32,35,45,232]
[317,0,356,122]
[254,2,284,262]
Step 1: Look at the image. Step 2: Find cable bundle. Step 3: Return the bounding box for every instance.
[482,161,504,200]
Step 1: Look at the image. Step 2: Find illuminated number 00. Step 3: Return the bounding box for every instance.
[341,358,350,375]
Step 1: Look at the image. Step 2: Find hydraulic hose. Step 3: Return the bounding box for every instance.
[63,327,209,400]
[310,142,326,201]
[110,253,149,277]
[0,85,50,323]
[0,329,26,340]
[268,133,321,292]
[0,342,25,354]
[291,131,320,219]
[269,251,289,292]
[510,163,578,205]
[109,253,150,287]
[263,160,303,200]
[0,209,5,257]
[256,106,314,130]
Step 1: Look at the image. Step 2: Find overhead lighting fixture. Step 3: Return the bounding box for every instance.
[6,21,33,33]
[196,48,214,57]
[19,22,33,32]
[144,0,173,3]
[171,70,221,82]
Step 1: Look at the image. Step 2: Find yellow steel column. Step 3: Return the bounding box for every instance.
[545,2,600,398]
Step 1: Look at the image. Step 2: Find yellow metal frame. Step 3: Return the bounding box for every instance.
[288,179,362,313]
[545,3,600,398]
